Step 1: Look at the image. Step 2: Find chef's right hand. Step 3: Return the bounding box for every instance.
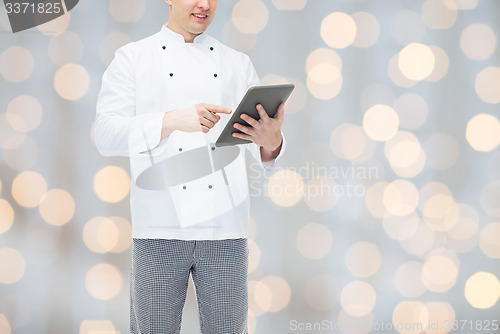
[161,103,232,139]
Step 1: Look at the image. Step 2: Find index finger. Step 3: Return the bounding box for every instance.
[203,103,232,114]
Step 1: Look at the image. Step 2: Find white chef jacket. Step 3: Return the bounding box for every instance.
[95,25,286,240]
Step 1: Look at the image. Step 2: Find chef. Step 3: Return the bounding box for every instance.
[94,0,286,333]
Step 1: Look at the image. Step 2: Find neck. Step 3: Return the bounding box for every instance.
[165,22,199,43]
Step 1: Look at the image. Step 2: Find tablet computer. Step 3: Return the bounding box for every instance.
[215,83,295,147]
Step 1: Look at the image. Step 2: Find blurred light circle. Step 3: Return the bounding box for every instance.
[383,212,420,241]
[383,180,419,216]
[395,261,426,298]
[443,0,478,9]
[480,181,500,218]
[283,78,307,114]
[267,169,304,207]
[418,182,452,209]
[479,223,500,258]
[320,12,357,49]
[363,105,399,141]
[0,248,26,284]
[421,0,457,30]
[475,67,500,104]
[360,83,395,111]
[93,166,131,203]
[85,263,122,300]
[345,242,381,277]
[351,12,380,48]
[39,189,75,226]
[466,114,500,152]
[11,171,47,208]
[79,320,117,334]
[460,24,496,61]
[272,0,307,10]
[36,11,70,35]
[422,255,459,292]
[99,32,133,65]
[54,64,90,101]
[340,281,376,317]
[390,10,426,46]
[424,133,459,170]
[306,48,342,72]
[308,63,340,85]
[305,274,338,311]
[0,46,34,83]
[297,223,332,260]
[330,123,376,163]
[303,176,337,212]
[392,301,429,334]
[425,302,456,334]
[399,223,435,256]
[248,239,261,273]
[109,0,145,22]
[0,115,26,150]
[221,21,258,53]
[232,0,269,34]
[464,272,500,309]
[398,43,435,81]
[365,181,389,218]
[108,216,132,253]
[83,217,118,253]
[340,125,369,161]
[260,276,291,312]
[0,199,14,235]
[425,45,449,82]
[388,54,418,88]
[306,74,343,100]
[423,193,455,220]
[248,280,271,316]
[385,131,426,178]
[6,95,43,133]
[0,314,10,334]
[446,203,479,241]
[337,311,374,334]
[3,135,39,171]
[48,31,84,66]
[393,93,428,130]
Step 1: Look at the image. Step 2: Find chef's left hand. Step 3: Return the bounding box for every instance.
[232,103,284,151]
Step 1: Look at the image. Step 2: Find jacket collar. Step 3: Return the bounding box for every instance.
[160,24,208,45]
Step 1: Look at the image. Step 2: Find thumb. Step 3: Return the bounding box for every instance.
[275,103,285,122]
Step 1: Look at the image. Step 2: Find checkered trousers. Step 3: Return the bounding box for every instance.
[130,238,249,334]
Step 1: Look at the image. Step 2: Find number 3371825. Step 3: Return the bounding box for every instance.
[5,2,62,14]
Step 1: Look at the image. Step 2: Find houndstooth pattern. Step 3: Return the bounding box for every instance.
[130,238,249,334]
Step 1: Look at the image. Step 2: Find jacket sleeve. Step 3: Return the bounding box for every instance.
[95,44,167,158]
[242,55,286,172]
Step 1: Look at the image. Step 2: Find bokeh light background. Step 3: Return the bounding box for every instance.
[1,0,500,333]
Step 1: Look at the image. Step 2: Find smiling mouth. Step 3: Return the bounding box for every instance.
[192,13,208,19]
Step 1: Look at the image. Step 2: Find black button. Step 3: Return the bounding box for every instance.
[211,147,215,151]
[183,186,186,190]
[214,74,218,78]
[179,147,182,152]
[162,46,166,50]
[208,185,212,189]
[210,47,214,51]
[170,73,173,77]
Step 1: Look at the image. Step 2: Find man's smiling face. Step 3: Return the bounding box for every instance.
[165,0,218,42]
